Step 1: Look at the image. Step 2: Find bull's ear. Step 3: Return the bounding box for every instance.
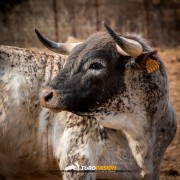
[133,50,159,74]
[102,21,143,57]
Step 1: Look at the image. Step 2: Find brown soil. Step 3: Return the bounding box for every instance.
[159,48,180,180]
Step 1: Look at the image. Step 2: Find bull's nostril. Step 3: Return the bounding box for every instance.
[45,92,53,102]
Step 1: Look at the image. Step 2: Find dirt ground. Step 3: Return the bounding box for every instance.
[158,48,180,180]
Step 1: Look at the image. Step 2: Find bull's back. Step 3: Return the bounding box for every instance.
[0,46,65,179]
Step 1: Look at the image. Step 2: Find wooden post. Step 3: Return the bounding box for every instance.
[94,0,99,31]
[144,0,153,39]
[53,0,59,41]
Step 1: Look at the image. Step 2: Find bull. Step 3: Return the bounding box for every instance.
[36,22,177,180]
[0,46,67,179]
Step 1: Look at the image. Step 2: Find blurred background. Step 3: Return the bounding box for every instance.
[0,0,179,48]
[0,0,179,179]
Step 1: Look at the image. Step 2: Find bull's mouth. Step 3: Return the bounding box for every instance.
[39,88,96,115]
[49,106,94,116]
[41,104,93,116]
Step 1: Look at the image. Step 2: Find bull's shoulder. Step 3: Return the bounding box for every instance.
[0,45,64,65]
[0,45,65,67]
[0,45,66,90]
[0,45,48,56]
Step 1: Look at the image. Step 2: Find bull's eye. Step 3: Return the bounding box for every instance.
[89,62,103,70]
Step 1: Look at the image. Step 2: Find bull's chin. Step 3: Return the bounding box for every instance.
[71,111,93,116]
[63,106,94,116]
[49,108,63,113]
[40,105,66,113]
[42,105,93,116]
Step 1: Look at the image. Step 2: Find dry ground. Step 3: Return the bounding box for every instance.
[158,48,180,180]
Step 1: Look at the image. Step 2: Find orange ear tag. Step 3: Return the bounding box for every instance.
[146,58,159,73]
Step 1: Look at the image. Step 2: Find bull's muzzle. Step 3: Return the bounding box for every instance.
[39,87,59,109]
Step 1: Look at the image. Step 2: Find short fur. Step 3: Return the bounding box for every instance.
[0,27,176,180]
[0,46,65,179]
[41,31,177,180]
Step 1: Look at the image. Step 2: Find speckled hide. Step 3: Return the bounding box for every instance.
[38,25,177,180]
[0,45,67,179]
[0,35,177,180]
[0,45,132,180]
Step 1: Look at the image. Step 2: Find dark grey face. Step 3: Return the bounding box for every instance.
[37,23,164,115]
[40,32,128,113]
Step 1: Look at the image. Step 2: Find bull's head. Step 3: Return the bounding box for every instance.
[35,22,160,115]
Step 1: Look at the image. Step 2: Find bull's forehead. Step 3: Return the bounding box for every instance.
[84,32,114,49]
[67,32,115,62]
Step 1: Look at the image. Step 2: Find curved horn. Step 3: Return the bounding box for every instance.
[102,22,143,56]
[34,28,81,55]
